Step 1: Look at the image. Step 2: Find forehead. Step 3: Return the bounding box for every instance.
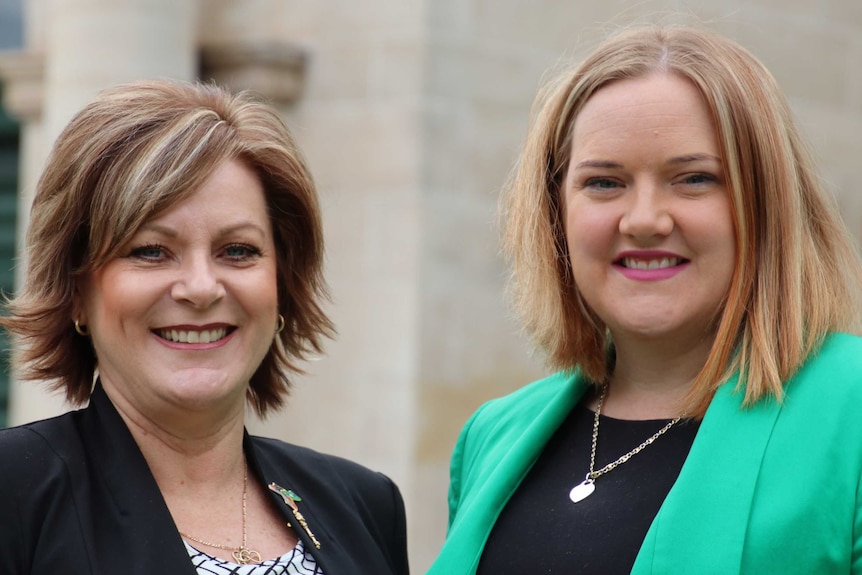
[571,72,719,158]
[142,159,272,233]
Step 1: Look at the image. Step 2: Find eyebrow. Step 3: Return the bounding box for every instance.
[573,153,722,170]
[667,153,723,165]
[141,221,269,240]
[573,160,622,170]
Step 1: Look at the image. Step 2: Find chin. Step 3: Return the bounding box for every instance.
[611,319,686,342]
[168,373,244,402]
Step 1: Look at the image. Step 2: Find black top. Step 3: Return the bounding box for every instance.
[477,402,700,574]
[0,385,409,575]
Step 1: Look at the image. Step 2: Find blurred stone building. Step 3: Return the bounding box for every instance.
[0,0,860,569]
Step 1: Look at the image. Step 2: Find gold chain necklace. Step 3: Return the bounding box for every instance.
[179,464,262,565]
[569,384,682,503]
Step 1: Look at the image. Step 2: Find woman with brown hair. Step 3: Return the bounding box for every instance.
[429,25,862,574]
[0,79,409,575]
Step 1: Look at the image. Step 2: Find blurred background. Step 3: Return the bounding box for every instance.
[1,0,860,570]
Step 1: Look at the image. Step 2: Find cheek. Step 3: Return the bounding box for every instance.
[688,210,737,311]
[237,266,280,326]
[82,271,115,323]
[702,206,737,275]
[565,204,616,265]
[261,264,279,310]
[565,211,616,311]
[83,267,147,328]
[717,241,738,293]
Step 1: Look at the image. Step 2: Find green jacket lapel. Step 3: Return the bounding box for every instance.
[443,372,592,573]
[632,376,782,574]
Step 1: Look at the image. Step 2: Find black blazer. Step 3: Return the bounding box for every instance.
[0,386,409,574]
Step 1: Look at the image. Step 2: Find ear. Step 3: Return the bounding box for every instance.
[71,278,88,325]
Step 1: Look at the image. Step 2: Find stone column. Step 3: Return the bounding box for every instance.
[42,0,198,142]
[6,0,198,425]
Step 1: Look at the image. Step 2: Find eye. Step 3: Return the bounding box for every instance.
[128,243,166,261]
[223,243,262,261]
[679,173,719,186]
[584,177,620,190]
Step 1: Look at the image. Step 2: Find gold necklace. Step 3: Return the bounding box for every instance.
[569,384,682,503]
[179,464,262,565]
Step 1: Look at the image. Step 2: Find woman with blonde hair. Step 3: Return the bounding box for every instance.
[0,79,409,574]
[429,25,862,574]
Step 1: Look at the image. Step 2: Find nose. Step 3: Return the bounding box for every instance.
[618,183,673,240]
[170,253,225,308]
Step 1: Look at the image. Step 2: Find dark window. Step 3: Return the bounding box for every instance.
[0,0,24,51]
[0,82,19,428]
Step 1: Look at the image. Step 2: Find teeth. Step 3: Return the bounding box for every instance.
[623,257,681,270]
[158,328,228,343]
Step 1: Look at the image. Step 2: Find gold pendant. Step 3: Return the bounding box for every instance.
[232,547,262,565]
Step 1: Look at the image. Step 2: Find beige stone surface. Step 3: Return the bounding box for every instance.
[4,0,862,571]
[43,0,197,144]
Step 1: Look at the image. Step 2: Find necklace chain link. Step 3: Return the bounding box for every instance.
[179,462,262,565]
[587,384,682,481]
[569,384,684,503]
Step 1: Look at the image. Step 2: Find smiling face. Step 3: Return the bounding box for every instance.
[563,72,736,351]
[78,159,279,420]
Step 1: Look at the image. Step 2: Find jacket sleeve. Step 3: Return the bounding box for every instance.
[0,430,29,574]
[0,421,102,575]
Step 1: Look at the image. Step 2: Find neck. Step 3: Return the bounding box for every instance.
[597,331,715,419]
[101,382,247,489]
[100,381,277,563]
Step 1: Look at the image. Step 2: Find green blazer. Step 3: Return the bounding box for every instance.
[427,333,862,574]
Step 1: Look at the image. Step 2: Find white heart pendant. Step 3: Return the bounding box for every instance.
[569,480,595,503]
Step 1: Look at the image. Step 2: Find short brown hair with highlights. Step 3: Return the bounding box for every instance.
[502,26,862,417]
[2,79,333,416]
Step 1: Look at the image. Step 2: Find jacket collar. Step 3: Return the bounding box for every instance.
[450,372,592,572]
[246,432,406,574]
[441,371,781,574]
[631,375,781,573]
[81,384,198,573]
[243,433,337,572]
[85,383,373,574]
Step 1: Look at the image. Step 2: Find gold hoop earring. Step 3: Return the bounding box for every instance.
[275,314,285,335]
[74,320,90,336]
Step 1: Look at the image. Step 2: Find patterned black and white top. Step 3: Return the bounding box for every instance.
[185,539,325,575]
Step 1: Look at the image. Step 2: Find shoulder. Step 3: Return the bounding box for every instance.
[805,332,862,371]
[0,413,84,571]
[470,370,581,420]
[793,332,862,395]
[248,436,405,526]
[447,371,584,493]
[0,426,50,492]
[250,436,396,489]
[0,413,80,478]
[248,436,409,574]
[460,370,583,439]
[784,332,862,417]
[0,412,86,514]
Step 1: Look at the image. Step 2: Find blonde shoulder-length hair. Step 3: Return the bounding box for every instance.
[502,25,862,417]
